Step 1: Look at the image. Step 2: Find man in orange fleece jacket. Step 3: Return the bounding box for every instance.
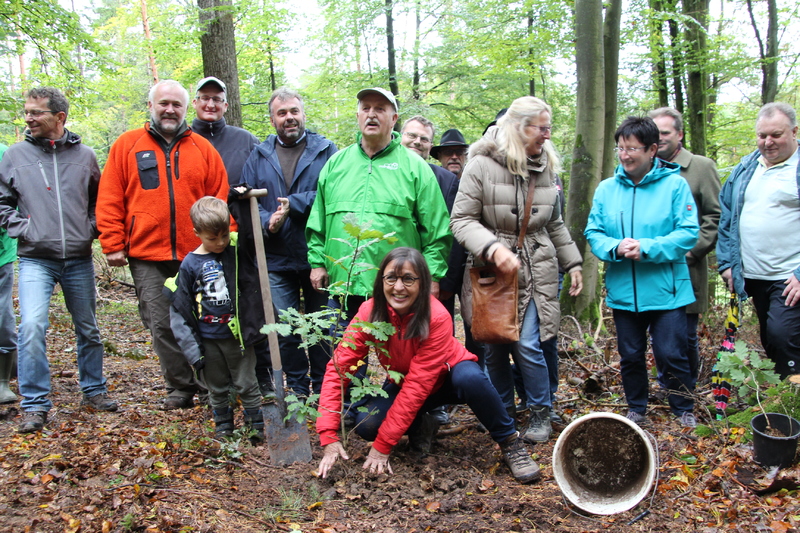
[97,80,229,410]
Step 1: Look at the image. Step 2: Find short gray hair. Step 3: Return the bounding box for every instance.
[269,88,304,117]
[148,80,189,107]
[402,115,435,138]
[649,107,683,133]
[25,87,69,118]
[758,102,797,127]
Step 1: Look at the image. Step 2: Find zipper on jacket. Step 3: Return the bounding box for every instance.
[630,186,638,313]
[37,161,51,190]
[52,152,67,259]
[163,146,178,261]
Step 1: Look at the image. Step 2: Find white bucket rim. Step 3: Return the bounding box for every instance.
[552,412,657,515]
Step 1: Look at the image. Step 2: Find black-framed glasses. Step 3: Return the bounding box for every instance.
[402,131,431,144]
[440,148,467,157]
[198,95,226,105]
[23,110,55,118]
[382,274,420,287]
[614,146,646,155]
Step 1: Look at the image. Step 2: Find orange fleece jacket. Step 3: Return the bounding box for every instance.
[97,124,229,262]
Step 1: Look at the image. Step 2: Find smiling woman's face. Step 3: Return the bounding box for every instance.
[382,260,420,316]
[523,110,551,157]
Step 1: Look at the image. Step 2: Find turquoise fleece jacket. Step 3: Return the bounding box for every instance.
[585,159,699,312]
[306,132,452,297]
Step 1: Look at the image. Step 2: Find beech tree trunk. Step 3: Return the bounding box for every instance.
[198,0,243,127]
[684,0,709,155]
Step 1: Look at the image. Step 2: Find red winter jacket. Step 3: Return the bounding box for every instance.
[97,123,229,262]
[316,296,477,454]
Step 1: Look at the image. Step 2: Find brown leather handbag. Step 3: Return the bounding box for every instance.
[469,178,536,344]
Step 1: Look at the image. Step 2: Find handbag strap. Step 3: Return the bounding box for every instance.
[516,174,536,251]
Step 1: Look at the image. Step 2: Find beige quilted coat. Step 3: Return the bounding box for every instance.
[450,128,582,341]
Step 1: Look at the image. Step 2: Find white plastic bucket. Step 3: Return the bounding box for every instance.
[552,412,656,515]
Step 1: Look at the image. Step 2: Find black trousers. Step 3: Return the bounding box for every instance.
[745,278,800,379]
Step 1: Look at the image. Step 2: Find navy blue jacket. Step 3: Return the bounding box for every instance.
[241,131,337,271]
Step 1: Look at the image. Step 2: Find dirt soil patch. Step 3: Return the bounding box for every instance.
[1,283,798,532]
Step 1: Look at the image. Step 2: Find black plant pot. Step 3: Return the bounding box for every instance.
[750,412,800,469]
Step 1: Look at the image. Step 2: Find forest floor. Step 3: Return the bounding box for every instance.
[0,280,799,533]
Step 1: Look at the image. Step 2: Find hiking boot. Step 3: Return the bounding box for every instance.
[625,410,648,426]
[522,406,552,443]
[500,432,541,484]
[679,411,697,428]
[162,395,194,410]
[428,405,450,425]
[81,392,118,412]
[550,410,565,425]
[213,407,235,438]
[408,413,440,455]
[18,411,47,433]
[243,408,265,444]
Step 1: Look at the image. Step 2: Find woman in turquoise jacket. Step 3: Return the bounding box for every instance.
[585,116,699,427]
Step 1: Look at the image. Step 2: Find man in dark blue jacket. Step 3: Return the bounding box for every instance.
[242,88,337,397]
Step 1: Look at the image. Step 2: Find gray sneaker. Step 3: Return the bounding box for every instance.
[625,410,648,426]
[81,393,118,412]
[18,411,47,433]
[679,411,697,428]
[521,406,552,443]
[500,433,541,484]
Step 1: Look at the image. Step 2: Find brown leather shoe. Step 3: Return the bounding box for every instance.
[18,411,47,433]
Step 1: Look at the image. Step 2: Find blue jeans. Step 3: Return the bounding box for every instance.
[17,257,107,412]
[353,360,516,444]
[269,270,330,396]
[485,299,550,411]
[0,262,16,355]
[614,307,695,416]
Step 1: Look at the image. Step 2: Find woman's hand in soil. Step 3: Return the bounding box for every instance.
[363,447,393,476]
[318,442,349,479]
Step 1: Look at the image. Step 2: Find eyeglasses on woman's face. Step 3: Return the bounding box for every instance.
[382,274,420,287]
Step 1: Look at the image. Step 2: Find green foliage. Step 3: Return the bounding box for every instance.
[716,340,781,399]
[284,393,321,423]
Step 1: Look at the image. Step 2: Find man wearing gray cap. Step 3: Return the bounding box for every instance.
[306,87,451,320]
[192,76,259,185]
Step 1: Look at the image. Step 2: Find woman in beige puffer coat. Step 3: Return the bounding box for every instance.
[450,96,583,443]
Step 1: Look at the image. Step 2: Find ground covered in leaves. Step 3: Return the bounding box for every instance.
[1,281,799,532]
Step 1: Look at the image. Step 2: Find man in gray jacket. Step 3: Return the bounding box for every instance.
[0,87,117,433]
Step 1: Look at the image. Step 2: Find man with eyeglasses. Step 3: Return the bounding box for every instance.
[306,88,451,321]
[431,129,469,179]
[192,77,259,185]
[97,80,229,410]
[241,87,337,398]
[0,87,118,433]
[649,107,720,387]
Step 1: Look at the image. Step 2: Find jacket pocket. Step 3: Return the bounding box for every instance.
[136,151,160,190]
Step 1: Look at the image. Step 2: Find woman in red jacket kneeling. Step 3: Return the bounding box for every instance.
[316,247,539,484]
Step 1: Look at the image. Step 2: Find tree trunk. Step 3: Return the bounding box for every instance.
[528,13,536,97]
[411,0,421,100]
[668,17,684,113]
[649,0,669,107]
[601,0,621,182]
[563,0,607,322]
[198,0,243,127]
[140,0,158,84]
[684,0,709,155]
[746,0,778,104]
[385,0,399,97]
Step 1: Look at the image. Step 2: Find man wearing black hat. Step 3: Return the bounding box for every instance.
[431,129,469,179]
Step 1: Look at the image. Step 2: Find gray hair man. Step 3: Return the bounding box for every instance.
[97,80,230,410]
[717,102,800,379]
[241,87,337,397]
[649,107,721,383]
[0,87,117,432]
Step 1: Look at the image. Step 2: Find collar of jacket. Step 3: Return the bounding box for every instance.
[25,129,81,152]
[356,131,400,159]
[614,157,681,187]
[191,117,226,137]
[146,120,190,149]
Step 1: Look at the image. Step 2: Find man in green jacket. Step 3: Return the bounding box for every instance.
[650,107,721,382]
[306,87,451,319]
